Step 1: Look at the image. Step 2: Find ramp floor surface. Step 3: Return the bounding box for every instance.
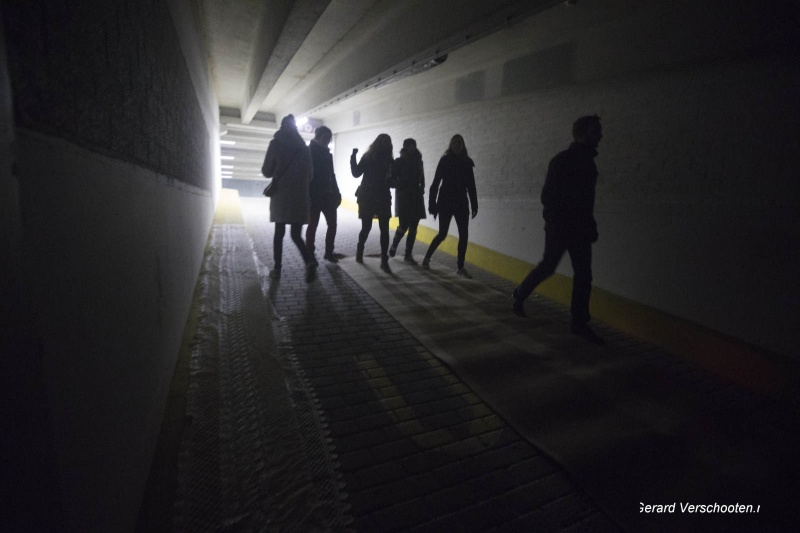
[143,195,799,532]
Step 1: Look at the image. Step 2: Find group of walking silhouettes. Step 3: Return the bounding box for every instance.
[350,132,478,276]
[262,113,605,344]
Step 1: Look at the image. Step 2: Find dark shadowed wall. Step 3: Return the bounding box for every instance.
[1,0,218,530]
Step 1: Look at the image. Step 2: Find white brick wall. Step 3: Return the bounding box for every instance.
[325,1,800,358]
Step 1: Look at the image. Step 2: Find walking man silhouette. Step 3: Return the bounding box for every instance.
[512,115,605,344]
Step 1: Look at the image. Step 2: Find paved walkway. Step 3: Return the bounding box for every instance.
[141,194,799,532]
[237,198,617,532]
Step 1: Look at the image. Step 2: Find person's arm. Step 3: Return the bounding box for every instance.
[388,159,400,188]
[350,148,363,177]
[540,158,561,211]
[261,141,278,178]
[466,159,478,218]
[429,159,444,217]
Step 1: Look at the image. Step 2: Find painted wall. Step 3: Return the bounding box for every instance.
[2,1,218,531]
[325,0,800,359]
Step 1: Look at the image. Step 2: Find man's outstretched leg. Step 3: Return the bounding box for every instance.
[512,234,565,316]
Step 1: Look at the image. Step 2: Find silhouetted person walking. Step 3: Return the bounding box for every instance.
[262,114,316,282]
[351,133,394,273]
[389,138,426,264]
[422,134,478,278]
[512,115,604,344]
[306,126,341,263]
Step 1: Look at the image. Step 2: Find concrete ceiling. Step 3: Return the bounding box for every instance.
[194,0,562,124]
[193,0,563,182]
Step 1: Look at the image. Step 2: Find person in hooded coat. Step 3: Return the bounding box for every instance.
[261,114,316,282]
[422,134,478,277]
[388,138,426,264]
[350,133,394,273]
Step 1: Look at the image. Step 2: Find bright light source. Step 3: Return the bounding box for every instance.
[296,116,308,127]
[220,140,236,145]
[221,165,234,169]
[221,156,234,160]
[221,171,233,175]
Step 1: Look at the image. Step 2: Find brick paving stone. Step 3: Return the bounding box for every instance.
[239,200,618,532]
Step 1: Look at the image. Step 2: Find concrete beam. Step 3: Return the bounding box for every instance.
[275,0,561,118]
[241,0,332,123]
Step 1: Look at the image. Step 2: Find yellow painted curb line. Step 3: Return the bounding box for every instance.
[341,200,797,399]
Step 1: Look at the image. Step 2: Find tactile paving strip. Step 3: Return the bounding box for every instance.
[174,224,351,531]
[251,246,353,529]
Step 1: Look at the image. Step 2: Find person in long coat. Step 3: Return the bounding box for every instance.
[261,114,315,282]
[422,134,478,277]
[350,133,394,273]
[388,138,426,264]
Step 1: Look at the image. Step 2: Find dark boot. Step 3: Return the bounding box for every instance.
[356,242,364,263]
[389,229,403,257]
[511,288,525,317]
[570,323,605,345]
[380,255,392,273]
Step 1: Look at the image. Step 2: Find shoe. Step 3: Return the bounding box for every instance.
[305,263,317,283]
[356,243,364,263]
[269,267,282,279]
[570,324,605,345]
[389,244,397,258]
[511,289,525,317]
[308,255,319,267]
[323,253,339,263]
[380,257,392,273]
[403,255,417,265]
[422,258,430,270]
[456,268,472,279]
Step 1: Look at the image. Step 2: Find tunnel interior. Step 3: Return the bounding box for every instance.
[2,1,799,531]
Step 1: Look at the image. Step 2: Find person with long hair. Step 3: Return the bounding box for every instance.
[422,134,478,277]
[350,133,394,273]
[261,114,316,282]
[388,138,426,264]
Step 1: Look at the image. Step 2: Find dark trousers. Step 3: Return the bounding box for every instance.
[305,205,337,256]
[274,223,310,268]
[392,217,421,256]
[516,231,593,325]
[359,217,390,257]
[425,210,469,269]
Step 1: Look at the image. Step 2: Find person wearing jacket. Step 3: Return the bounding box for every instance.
[351,133,394,273]
[261,114,316,282]
[422,134,478,277]
[306,126,341,264]
[511,114,604,344]
[388,138,426,264]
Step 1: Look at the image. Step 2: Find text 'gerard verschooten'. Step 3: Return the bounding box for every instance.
[640,502,761,514]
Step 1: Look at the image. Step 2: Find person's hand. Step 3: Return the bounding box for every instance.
[352,148,359,155]
[471,207,478,219]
